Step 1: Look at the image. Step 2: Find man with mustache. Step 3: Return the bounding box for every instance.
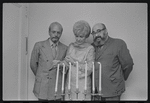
[91,23,134,101]
[30,22,68,101]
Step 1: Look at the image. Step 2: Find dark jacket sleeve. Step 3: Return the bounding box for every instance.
[30,42,40,75]
[118,40,134,80]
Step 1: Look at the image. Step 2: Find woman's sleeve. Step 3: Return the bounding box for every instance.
[79,46,95,78]
[61,43,74,73]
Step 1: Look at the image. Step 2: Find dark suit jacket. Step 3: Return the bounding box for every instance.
[92,36,134,97]
[30,39,68,100]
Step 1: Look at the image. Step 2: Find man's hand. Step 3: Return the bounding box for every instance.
[52,60,65,72]
[52,60,61,69]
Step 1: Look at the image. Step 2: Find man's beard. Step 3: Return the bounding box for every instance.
[94,36,103,46]
[94,41,101,46]
[51,37,59,43]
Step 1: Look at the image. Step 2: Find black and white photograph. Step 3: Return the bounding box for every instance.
[3,3,147,101]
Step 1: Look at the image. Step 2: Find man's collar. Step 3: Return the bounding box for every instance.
[49,38,59,47]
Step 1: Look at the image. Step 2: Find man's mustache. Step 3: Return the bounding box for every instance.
[52,36,59,39]
[94,36,102,41]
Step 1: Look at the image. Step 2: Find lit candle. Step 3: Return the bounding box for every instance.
[84,61,87,90]
[68,62,71,90]
[98,62,101,92]
[62,63,65,93]
[55,64,60,93]
[92,62,95,93]
[76,61,79,89]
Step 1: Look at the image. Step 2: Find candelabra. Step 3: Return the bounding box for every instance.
[54,61,102,101]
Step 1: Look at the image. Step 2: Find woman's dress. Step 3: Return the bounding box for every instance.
[64,42,95,101]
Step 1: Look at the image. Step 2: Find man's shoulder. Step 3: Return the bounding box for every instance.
[112,37,126,45]
[34,39,47,46]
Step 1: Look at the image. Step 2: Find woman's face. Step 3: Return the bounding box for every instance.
[75,34,86,45]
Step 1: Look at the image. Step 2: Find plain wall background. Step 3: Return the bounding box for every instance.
[3,3,29,100]
[28,3,147,100]
[3,3,20,100]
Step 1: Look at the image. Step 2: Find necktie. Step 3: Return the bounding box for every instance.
[52,44,57,59]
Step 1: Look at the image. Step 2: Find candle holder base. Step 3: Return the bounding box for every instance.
[83,90,87,101]
[92,91,103,101]
[54,92,57,101]
[91,92,95,101]
[61,93,65,101]
[67,89,72,100]
[75,88,80,100]
[98,91,103,97]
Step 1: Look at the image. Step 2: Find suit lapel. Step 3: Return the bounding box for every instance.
[96,37,114,60]
[42,39,53,60]
[56,42,65,60]
[42,39,65,60]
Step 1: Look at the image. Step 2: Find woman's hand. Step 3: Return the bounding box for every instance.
[65,56,74,62]
[65,56,76,66]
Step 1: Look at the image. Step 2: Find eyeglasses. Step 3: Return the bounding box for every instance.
[91,28,106,35]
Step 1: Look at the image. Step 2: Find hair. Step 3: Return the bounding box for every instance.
[73,20,91,38]
[49,22,63,32]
